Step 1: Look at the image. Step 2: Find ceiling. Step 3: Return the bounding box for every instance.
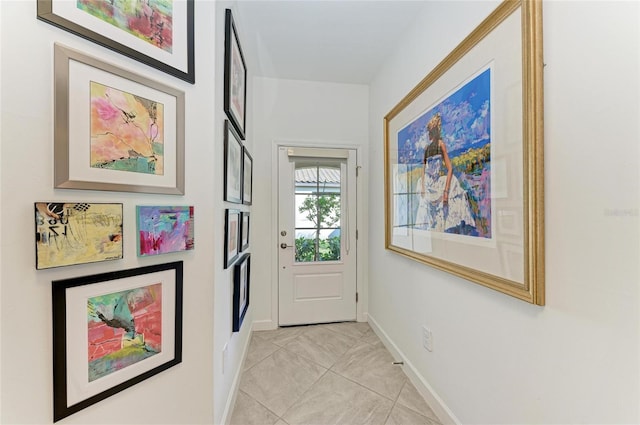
[235,1,429,85]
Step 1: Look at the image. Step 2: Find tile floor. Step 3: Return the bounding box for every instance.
[230,322,442,425]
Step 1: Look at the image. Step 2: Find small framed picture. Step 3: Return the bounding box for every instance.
[224,8,247,139]
[240,212,250,252]
[224,121,243,204]
[35,202,123,269]
[233,254,250,332]
[52,262,183,422]
[224,209,240,268]
[136,206,194,256]
[242,146,253,206]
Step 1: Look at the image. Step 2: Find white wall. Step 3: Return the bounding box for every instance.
[250,77,369,329]
[0,1,220,423]
[213,2,254,424]
[368,1,640,424]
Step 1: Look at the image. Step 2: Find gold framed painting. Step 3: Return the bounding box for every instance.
[383,0,544,305]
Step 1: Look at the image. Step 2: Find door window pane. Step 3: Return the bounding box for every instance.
[294,164,341,262]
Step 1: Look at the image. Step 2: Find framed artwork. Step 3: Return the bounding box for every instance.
[35,202,123,270]
[224,120,243,204]
[242,146,253,205]
[136,206,194,256]
[240,211,250,252]
[383,0,544,305]
[224,209,240,268]
[52,261,183,422]
[54,44,185,195]
[233,253,250,332]
[224,8,247,139]
[38,0,195,83]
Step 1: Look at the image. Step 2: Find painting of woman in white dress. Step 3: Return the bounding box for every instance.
[396,67,492,238]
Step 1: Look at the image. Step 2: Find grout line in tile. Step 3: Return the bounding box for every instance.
[329,364,407,403]
[233,389,281,425]
[278,365,332,421]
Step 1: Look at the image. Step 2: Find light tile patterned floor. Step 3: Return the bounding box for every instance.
[230,322,442,425]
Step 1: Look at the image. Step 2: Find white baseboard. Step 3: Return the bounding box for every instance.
[219,323,254,425]
[367,315,460,425]
[252,319,277,331]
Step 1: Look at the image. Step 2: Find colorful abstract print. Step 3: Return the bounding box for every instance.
[90,82,164,175]
[88,284,162,382]
[77,0,173,52]
[396,67,492,238]
[35,202,123,269]
[137,206,194,256]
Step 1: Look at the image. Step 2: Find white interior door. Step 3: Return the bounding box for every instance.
[278,146,357,326]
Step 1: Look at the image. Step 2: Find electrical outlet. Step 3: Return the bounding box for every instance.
[422,326,433,352]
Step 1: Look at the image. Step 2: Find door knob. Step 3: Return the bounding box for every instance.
[280,243,293,249]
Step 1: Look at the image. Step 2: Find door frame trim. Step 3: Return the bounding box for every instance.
[261,140,366,330]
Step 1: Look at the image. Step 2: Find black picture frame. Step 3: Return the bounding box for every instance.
[52,261,183,422]
[224,8,247,139]
[224,209,240,268]
[224,120,243,204]
[240,211,250,252]
[233,254,250,332]
[38,0,195,83]
[242,146,253,206]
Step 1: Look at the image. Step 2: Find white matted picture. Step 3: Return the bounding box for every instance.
[240,211,250,252]
[224,8,247,139]
[384,0,544,305]
[224,209,240,268]
[38,0,195,83]
[242,146,253,205]
[54,44,185,195]
[52,262,183,422]
[224,121,243,204]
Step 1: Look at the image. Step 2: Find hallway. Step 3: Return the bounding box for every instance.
[229,322,441,425]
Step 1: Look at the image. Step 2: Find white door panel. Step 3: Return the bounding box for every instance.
[278,146,357,326]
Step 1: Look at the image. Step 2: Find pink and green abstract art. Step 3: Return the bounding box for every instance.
[90,81,165,175]
[87,283,162,382]
[77,0,173,52]
[137,206,194,256]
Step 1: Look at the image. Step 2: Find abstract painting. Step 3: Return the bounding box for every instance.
[77,0,174,52]
[224,120,243,204]
[88,283,162,381]
[53,262,183,422]
[91,81,165,175]
[38,1,194,83]
[136,206,194,256]
[396,67,492,238]
[224,9,247,138]
[224,209,240,268]
[35,202,123,269]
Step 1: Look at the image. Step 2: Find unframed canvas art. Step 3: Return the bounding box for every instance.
[35,202,123,269]
[87,283,162,381]
[77,0,174,52]
[90,81,165,175]
[137,206,194,256]
[396,67,492,238]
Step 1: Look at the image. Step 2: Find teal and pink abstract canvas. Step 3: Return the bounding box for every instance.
[137,206,194,256]
[87,283,162,382]
[77,0,173,52]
